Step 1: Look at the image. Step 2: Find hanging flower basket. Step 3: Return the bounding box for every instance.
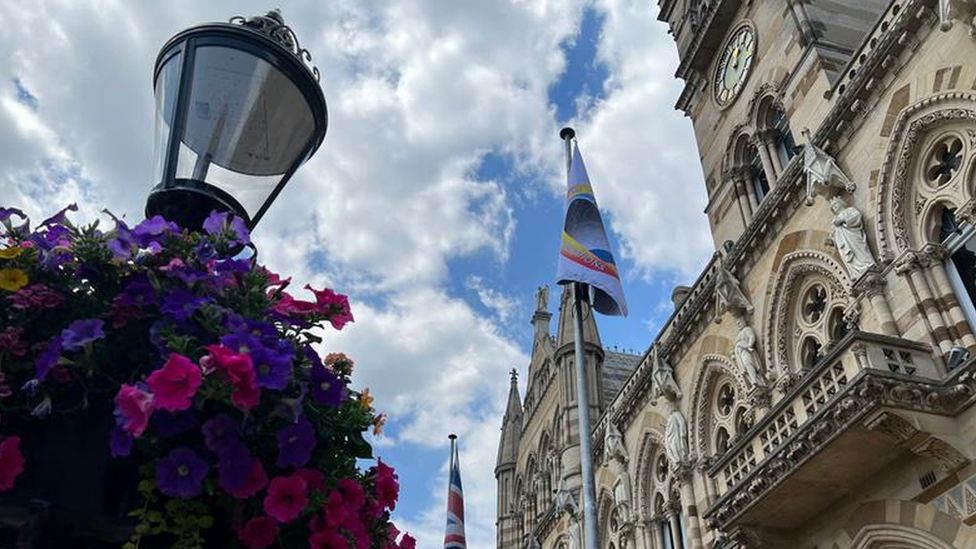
[0,205,413,549]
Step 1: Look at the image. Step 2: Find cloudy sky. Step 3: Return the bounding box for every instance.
[0,0,711,546]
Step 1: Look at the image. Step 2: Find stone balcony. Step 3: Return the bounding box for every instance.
[703,331,976,534]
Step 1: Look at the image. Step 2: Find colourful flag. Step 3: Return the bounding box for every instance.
[556,142,628,316]
[444,437,467,549]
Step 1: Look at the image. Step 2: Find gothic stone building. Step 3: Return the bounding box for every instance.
[496,1,976,548]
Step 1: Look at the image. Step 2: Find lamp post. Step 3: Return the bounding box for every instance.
[146,9,328,231]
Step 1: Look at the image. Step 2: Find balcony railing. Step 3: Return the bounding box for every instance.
[704,331,975,530]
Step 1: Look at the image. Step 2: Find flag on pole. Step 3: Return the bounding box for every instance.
[556,141,628,316]
[444,436,467,549]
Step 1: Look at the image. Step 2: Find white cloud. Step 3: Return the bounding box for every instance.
[0,1,712,547]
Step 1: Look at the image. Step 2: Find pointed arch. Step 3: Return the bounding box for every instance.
[690,354,748,459]
[875,91,976,259]
[633,428,666,522]
[763,249,851,376]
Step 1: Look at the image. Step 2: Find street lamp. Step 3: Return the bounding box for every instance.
[146,9,328,231]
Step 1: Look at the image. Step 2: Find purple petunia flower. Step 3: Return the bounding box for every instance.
[202,414,241,454]
[156,447,208,499]
[61,319,105,351]
[310,365,345,407]
[203,211,251,247]
[153,409,196,439]
[132,215,179,246]
[251,342,293,390]
[275,417,315,469]
[110,426,133,458]
[39,204,78,228]
[35,336,63,381]
[160,289,208,321]
[217,443,251,492]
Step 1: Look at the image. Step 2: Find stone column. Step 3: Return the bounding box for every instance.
[666,510,682,549]
[676,464,703,549]
[752,135,777,186]
[760,131,784,177]
[696,457,717,508]
[922,243,976,349]
[856,270,898,336]
[739,169,760,212]
[896,253,953,355]
[732,178,752,224]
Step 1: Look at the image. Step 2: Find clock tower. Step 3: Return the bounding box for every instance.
[656,0,889,247]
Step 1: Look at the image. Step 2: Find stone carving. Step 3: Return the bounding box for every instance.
[665,410,689,465]
[732,316,766,389]
[651,345,683,402]
[715,265,753,320]
[828,196,876,280]
[536,285,549,312]
[603,421,633,524]
[801,129,855,205]
[525,533,541,549]
[554,477,580,518]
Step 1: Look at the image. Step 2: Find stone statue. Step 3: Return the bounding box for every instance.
[651,345,682,402]
[665,410,689,465]
[603,421,629,466]
[554,477,580,518]
[714,265,753,320]
[802,128,855,205]
[828,196,876,280]
[603,421,633,523]
[536,285,549,312]
[732,316,766,389]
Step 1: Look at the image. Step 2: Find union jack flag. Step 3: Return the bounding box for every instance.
[444,436,467,549]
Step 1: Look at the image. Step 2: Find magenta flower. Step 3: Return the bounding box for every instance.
[146,353,202,412]
[7,284,63,310]
[373,460,399,511]
[114,384,155,437]
[263,475,308,523]
[238,516,278,549]
[204,345,261,410]
[0,437,25,492]
[223,456,268,500]
[305,285,354,330]
[156,447,208,499]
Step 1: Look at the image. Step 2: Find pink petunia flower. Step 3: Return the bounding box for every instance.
[263,475,308,523]
[373,459,399,511]
[114,384,155,437]
[146,353,202,411]
[0,436,25,491]
[204,345,261,410]
[238,516,279,549]
[293,468,326,493]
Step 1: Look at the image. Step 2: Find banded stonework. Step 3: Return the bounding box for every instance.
[497,1,976,547]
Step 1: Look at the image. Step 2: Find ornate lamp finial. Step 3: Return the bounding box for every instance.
[509,368,518,382]
[230,9,320,81]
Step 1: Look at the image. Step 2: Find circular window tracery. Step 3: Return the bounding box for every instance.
[655,454,668,483]
[717,383,735,416]
[925,134,964,187]
[801,284,828,324]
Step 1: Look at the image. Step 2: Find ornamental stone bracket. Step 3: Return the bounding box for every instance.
[702,332,976,530]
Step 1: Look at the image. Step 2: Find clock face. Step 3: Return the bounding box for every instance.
[713,25,756,108]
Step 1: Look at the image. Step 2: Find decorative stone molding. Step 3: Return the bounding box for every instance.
[875,93,976,259]
[704,334,975,529]
[690,355,748,459]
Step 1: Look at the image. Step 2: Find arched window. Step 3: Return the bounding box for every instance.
[732,134,769,206]
[938,206,976,351]
[756,94,797,179]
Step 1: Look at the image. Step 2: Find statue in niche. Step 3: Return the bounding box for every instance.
[651,345,682,402]
[802,128,856,205]
[732,315,766,389]
[828,196,876,280]
[665,409,689,465]
[536,285,549,312]
[715,265,753,320]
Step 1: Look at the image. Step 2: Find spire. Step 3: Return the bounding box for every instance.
[556,284,601,349]
[496,369,522,470]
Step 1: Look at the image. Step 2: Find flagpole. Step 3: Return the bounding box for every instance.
[560,126,599,549]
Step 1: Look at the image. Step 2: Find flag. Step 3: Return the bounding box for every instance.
[444,437,467,549]
[556,142,628,316]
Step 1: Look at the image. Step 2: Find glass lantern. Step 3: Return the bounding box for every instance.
[146,10,328,230]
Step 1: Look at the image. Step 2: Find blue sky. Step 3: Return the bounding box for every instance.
[0,1,711,546]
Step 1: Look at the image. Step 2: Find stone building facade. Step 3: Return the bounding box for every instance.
[496,0,976,547]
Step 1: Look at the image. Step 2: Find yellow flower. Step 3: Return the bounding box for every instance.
[0,247,22,260]
[0,268,28,292]
[360,388,374,410]
[372,413,387,436]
